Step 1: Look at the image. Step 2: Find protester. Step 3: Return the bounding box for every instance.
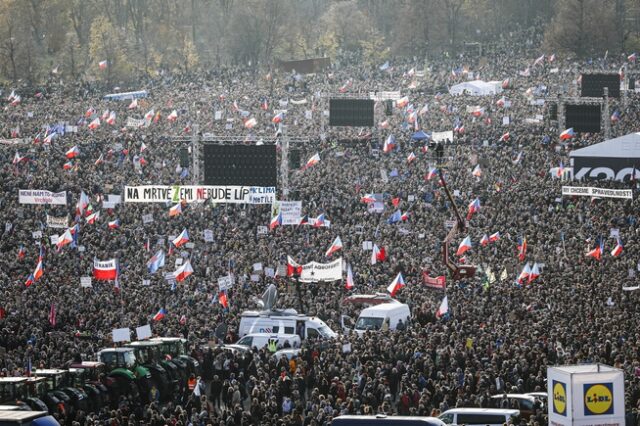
[0,24,639,426]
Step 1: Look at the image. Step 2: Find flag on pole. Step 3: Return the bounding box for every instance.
[456,236,472,256]
[325,236,343,257]
[49,303,56,327]
[147,250,165,273]
[435,296,449,318]
[386,273,405,297]
[611,237,623,257]
[172,229,190,247]
[304,153,320,169]
[173,260,194,282]
[345,264,354,290]
[153,308,167,321]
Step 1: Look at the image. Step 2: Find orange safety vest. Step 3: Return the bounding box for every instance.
[188,377,197,391]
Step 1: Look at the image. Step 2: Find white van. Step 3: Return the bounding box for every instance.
[438,408,520,426]
[239,309,337,340]
[353,302,410,335]
[226,333,301,351]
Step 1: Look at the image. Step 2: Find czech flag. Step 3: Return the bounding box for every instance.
[106,111,116,125]
[65,146,80,159]
[33,262,44,282]
[557,161,565,177]
[383,135,396,153]
[472,165,482,177]
[628,52,637,62]
[272,112,284,124]
[386,273,405,297]
[88,118,101,130]
[153,308,167,321]
[611,238,623,257]
[480,234,489,247]
[371,244,386,265]
[173,260,194,282]
[167,110,178,121]
[517,263,531,284]
[528,262,541,284]
[407,152,416,163]
[93,258,118,280]
[313,213,325,228]
[298,215,309,226]
[496,97,506,107]
[500,132,510,142]
[269,212,282,230]
[560,128,575,140]
[456,236,472,256]
[345,264,354,290]
[361,194,376,203]
[304,153,320,169]
[489,232,500,242]
[17,246,26,260]
[517,237,527,261]
[56,229,74,250]
[147,250,165,273]
[94,154,104,166]
[108,219,120,229]
[169,203,182,217]
[218,292,229,308]
[25,273,35,288]
[426,167,438,181]
[98,60,108,69]
[401,211,409,221]
[586,239,603,261]
[63,161,73,170]
[435,296,449,319]
[467,198,481,220]
[287,256,303,277]
[172,229,189,248]
[325,236,343,257]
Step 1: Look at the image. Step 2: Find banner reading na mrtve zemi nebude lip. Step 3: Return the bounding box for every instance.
[124,185,275,204]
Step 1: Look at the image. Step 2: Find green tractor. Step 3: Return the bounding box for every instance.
[123,342,179,403]
[97,348,150,404]
[150,337,202,378]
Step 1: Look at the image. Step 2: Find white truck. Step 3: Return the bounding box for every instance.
[238,309,336,340]
[341,294,411,336]
[238,284,337,340]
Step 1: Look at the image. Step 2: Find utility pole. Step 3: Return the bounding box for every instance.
[603,87,611,140]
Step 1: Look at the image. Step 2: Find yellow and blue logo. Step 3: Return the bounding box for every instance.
[584,383,614,416]
[553,380,567,416]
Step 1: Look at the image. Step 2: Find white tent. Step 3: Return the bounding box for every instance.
[570,132,640,181]
[449,80,503,96]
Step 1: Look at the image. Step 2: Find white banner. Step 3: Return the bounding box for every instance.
[562,186,633,200]
[19,190,67,205]
[432,130,453,143]
[203,229,214,242]
[124,185,275,204]
[126,117,148,128]
[80,277,92,288]
[46,214,68,229]
[369,91,401,101]
[299,258,343,282]
[272,201,302,225]
[0,138,28,145]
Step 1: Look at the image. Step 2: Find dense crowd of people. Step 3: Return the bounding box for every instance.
[1,25,640,426]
